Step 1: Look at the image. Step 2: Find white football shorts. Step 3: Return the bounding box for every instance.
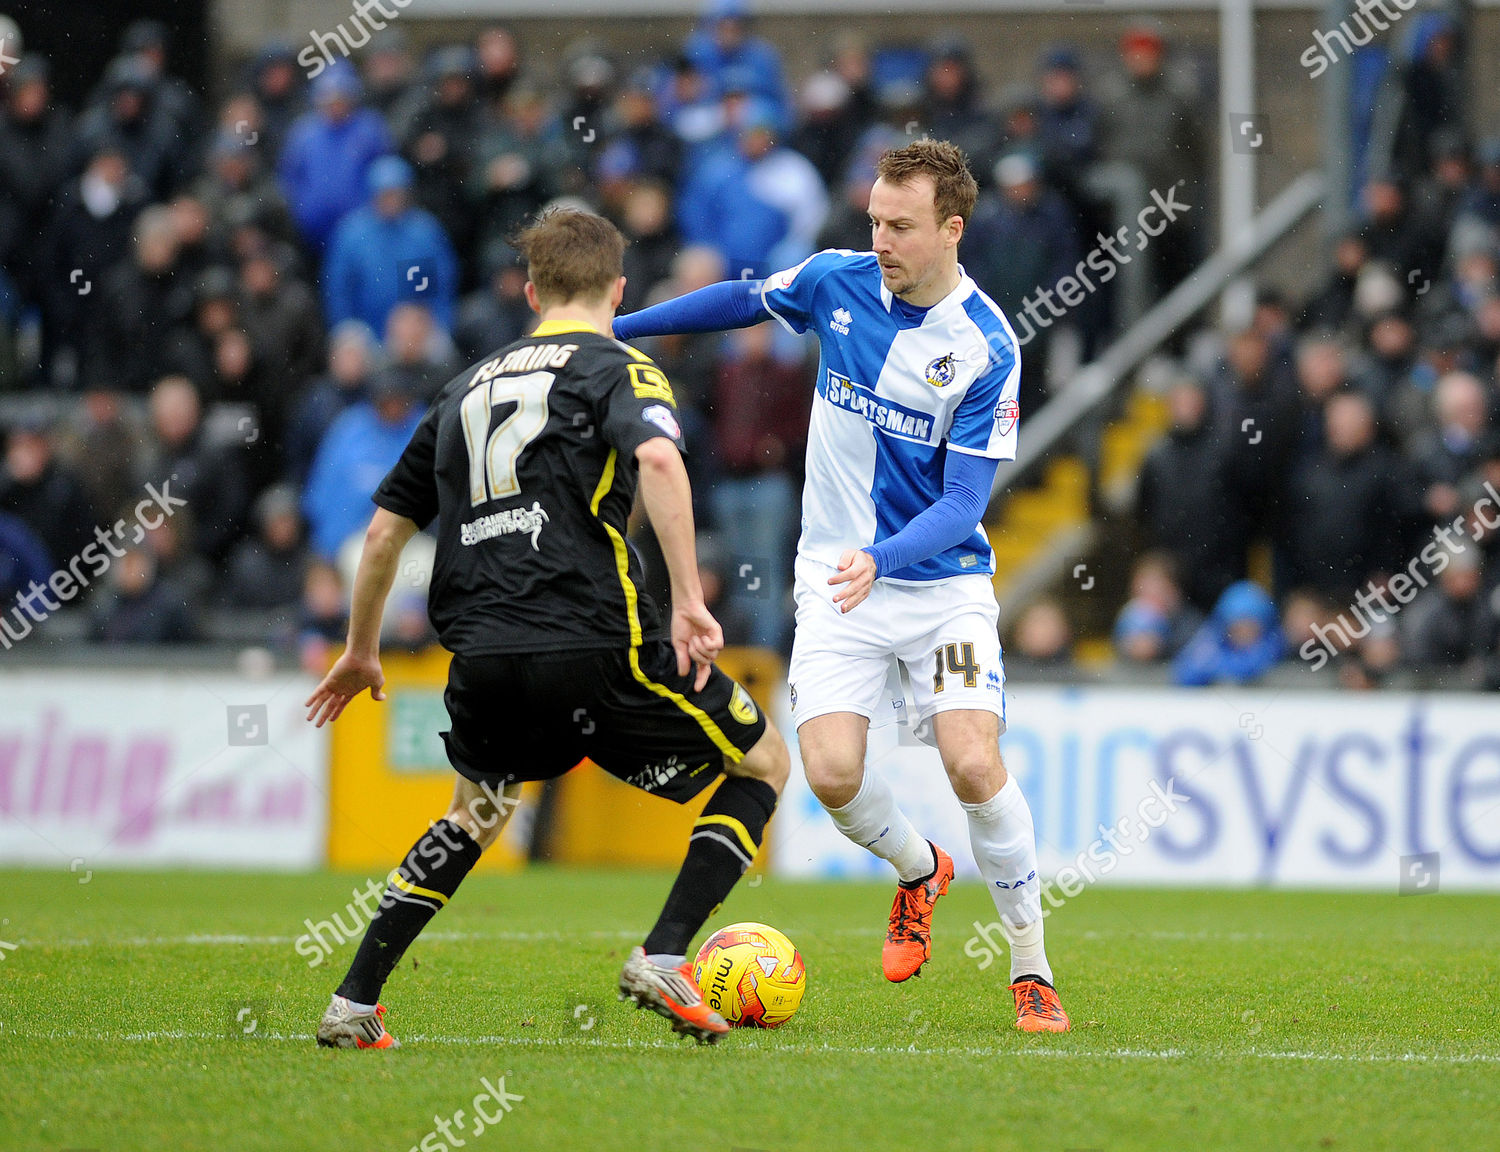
[787,554,1007,738]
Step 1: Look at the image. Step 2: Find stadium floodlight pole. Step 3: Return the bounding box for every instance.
[1321,0,1354,248]
[1219,0,1257,330]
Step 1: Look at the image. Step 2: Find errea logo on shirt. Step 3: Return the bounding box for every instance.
[829,307,853,335]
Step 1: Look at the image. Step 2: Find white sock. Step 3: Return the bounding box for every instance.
[646,953,686,969]
[962,775,1052,984]
[342,997,377,1014]
[823,767,935,883]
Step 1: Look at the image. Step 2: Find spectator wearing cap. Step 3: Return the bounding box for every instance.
[1400,13,1463,181]
[40,144,148,387]
[471,82,570,267]
[73,55,188,200]
[923,37,994,162]
[239,241,325,401]
[965,152,1079,417]
[1034,47,1099,195]
[399,44,484,263]
[0,414,97,566]
[192,128,298,256]
[1097,18,1205,298]
[597,70,681,192]
[245,40,307,159]
[683,0,790,132]
[363,28,418,123]
[1172,581,1283,687]
[455,253,532,362]
[89,204,194,394]
[559,49,617,177]
[277,62,394,253]
[119,19,204,148]
[0,56,71,312]
[323,155,458,338]
[678,111,827,278]
[301,367,423,560]
[285,320,380,485]
[223,484,308,610]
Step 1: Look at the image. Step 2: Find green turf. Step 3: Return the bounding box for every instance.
[1,868,1495,1151]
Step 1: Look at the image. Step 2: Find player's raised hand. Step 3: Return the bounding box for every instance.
[671,599,723,691]
[830,548,878,612]
[304,650,386,727]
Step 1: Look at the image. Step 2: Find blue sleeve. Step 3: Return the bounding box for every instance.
[861,451,998,576]
[612,279,769,341]
[948,327,1022,460]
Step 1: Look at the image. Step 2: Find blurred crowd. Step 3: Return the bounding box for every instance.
[0,4,1489,690]
[1011,12,1497,690]
[0,4,1219,663]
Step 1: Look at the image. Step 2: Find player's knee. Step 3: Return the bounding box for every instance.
[801,749,864,807]
[942,752,1006,805]
[732,724,790,794]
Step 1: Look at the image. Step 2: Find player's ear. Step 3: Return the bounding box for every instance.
[611,276,627,311]
[523,280,541,314]
[946,214,966,247]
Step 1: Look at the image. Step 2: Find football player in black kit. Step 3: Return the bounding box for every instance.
[306,208,789,1048]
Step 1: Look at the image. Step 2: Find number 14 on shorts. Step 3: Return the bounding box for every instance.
[931,642,980,692]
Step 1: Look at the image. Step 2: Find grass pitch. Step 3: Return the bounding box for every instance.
[1,868,1496,1151]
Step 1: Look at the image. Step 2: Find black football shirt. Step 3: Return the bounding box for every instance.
[373,321,686,655]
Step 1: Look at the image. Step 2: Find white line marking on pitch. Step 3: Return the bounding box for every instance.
[10,1028,1496,1065]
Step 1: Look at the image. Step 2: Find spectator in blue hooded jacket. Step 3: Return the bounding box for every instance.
[278,63,393,253]
[677,112,827,278]
[301,367,423,560]
[1173,580,1285,686]
[322,155,459,337]
[683,0,790,132]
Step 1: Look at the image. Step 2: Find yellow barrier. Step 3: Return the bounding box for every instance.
[326,645,785,872]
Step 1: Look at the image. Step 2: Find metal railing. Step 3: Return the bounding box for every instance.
[987,169,1328,510]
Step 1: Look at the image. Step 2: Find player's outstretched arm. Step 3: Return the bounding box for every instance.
[635,436,722,690]
[611,278,768,341]
[305,508,420,727]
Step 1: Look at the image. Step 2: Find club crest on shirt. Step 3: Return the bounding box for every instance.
[729,683,759,724]
[924,352,958,388]
[994,398,1020,436]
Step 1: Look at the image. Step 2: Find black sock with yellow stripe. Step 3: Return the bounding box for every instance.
[336,819,482,1005]
[643,777,778,958]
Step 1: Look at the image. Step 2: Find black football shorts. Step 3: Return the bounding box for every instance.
[440,640,768,804]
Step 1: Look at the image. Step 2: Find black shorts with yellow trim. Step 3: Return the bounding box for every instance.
[440,640,767,805]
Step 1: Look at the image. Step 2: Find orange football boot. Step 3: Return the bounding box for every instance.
[1010,978,1071,1032]
[882,842,954,982]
